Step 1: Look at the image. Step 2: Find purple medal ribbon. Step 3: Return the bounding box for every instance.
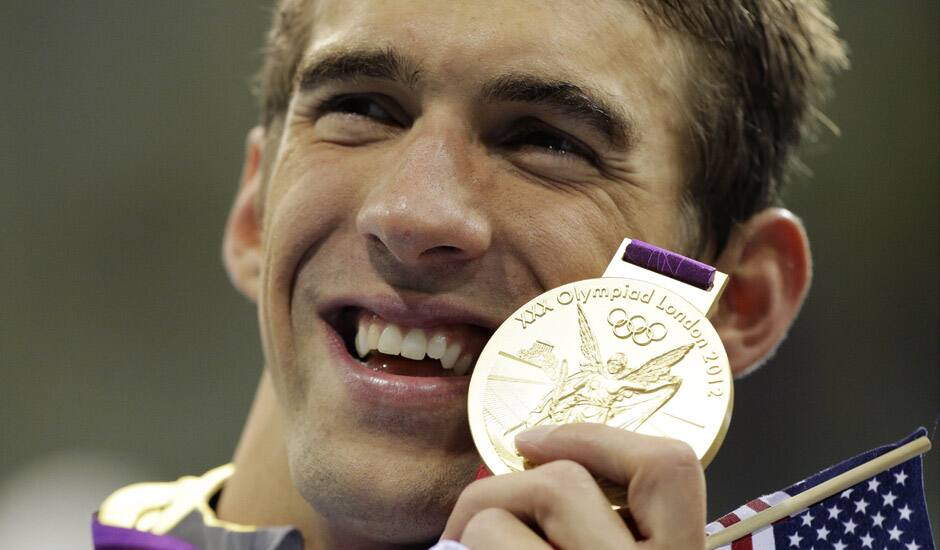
[622,240,715,290]
[92,515,199,550]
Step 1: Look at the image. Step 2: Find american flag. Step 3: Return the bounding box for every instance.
[706,429,935,549]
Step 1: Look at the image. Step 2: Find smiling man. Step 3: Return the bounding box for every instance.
[94,1,847,549]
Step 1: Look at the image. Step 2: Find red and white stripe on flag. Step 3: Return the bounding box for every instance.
[705,491,790,550]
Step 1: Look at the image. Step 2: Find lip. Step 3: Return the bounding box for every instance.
[322,317,473,409]
[316,293,504,408]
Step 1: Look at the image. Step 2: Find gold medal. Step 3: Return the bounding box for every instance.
[468,239,733,484]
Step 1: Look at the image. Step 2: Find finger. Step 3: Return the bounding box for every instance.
[514,423,706,549]
[441,460,634,549]
[459,508,551,550]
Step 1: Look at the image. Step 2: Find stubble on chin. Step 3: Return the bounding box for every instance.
[284,428,479,544]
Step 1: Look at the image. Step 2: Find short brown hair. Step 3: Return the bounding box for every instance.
[254,0,848,252]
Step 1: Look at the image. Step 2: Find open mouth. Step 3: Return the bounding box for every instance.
[332,307,492,377]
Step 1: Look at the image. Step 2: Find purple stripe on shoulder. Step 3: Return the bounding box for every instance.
[623,240,715,290]
[92,515,199,550]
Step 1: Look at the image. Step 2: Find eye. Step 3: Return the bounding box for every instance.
[315,94,405,126]
[503,122,596,164]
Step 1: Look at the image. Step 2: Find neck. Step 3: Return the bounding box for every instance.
[217,370,415,550]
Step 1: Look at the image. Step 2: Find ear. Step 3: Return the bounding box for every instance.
[223,126,265,302]
[711,208,812,377]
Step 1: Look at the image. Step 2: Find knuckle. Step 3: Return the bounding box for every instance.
[546,458,592,481]
[649,439,699,471]
[635,439,703,493]
[540,459,594,490]
[528,473,564,503]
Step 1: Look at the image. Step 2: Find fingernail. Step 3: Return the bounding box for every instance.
[515,425,557,445]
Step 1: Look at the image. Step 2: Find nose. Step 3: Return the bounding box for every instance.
[356,129,491,265]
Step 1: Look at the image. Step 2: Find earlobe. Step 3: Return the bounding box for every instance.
[712,208,812,377]
[223,126,266,303]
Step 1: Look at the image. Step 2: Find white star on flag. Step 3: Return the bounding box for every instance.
[899,504,914,521]
[895,470,909,486]
[883,491,898,507]
[843,518,858,534]
[854,497,869,513]
[888,526,904,541]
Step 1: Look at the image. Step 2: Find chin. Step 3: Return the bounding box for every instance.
[285,427,480,544]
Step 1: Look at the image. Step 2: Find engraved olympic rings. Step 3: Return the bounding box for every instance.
[606,308,667,346]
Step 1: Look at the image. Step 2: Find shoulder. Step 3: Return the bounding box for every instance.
[96,464,252,534]
[94,465,304,550]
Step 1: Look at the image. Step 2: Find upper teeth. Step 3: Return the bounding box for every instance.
[354,318,476,375]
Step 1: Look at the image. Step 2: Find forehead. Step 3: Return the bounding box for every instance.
[304,0,685,124]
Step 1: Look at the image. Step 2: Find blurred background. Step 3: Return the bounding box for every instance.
[1,1,936,547]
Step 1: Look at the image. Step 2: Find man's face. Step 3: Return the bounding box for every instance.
[256,0,692,542]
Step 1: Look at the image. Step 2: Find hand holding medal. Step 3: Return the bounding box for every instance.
[443,240,936,549]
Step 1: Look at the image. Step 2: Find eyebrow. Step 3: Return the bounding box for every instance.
[297,48,637,149]
[297,47,422,92]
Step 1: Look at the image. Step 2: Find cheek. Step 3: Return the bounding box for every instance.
[257,147,364,374]
[265,142,369,275]
[490,183,640,287]
[268,143,358,229]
